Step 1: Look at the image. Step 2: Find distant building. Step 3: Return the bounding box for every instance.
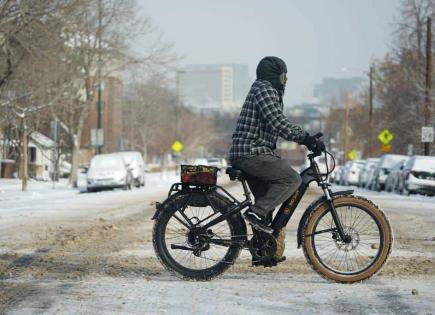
[286,103,323,133]
[177,64,250,114]
[28,132,56,180]
[314,77,365,108]
[0,131,55,179]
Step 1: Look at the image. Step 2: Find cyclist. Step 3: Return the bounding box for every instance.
[228,56,318,234]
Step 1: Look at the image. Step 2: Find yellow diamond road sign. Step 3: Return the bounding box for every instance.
[348,149,357,161]
[171,140,183,153]
[378,129,394,145]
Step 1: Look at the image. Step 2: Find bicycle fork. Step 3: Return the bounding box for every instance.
[322,186,349,243]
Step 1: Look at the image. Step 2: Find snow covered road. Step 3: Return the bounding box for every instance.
[1,178,434,314]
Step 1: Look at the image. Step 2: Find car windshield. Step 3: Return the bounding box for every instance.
[120,153,141,165]
[91,156,122,170]
[412,157,435,171]
[381,155,405,168]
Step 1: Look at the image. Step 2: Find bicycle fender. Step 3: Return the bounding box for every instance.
[296,190,354,248]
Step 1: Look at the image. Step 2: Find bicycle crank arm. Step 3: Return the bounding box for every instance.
[208,238,247,247]
[170,244,195,251]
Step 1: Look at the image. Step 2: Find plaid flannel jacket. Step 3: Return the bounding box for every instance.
[228,80,307,160]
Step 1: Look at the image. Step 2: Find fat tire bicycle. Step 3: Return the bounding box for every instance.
[152,134,393,283]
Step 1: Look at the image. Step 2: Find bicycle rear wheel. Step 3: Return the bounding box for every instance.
[302,195,392,283]
[152,192,245,281]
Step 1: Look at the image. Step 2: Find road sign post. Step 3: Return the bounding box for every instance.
[91,129,104,147]
[171,140,184,153]
[171,140,184,175]
[348,149,357,161]
[377,129,394,154]
[381,144,391,153]
[378,129,394,145]
[421,126,434,143]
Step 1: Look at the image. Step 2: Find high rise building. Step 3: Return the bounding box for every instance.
[177,64,250,114]
[314,77,365,108]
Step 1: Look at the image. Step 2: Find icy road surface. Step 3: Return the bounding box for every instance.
[0,177,434,314]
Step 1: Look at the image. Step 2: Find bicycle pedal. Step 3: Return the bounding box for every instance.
[274,256,286,263]
[251,259,276,268]
[251,256,286,268]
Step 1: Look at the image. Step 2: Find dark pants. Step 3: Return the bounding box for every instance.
[231,154,302,217]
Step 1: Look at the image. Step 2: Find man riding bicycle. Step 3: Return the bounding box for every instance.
[229,56,319,234]
[152,59,391,278]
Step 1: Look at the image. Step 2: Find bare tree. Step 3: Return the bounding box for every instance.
[0,0,81,190]
[42,0,177,186]
[124,77,217,165]
[374,0,435,155]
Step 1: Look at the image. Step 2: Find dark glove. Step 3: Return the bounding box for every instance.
[300,133,326,152]
[299,133,317,147]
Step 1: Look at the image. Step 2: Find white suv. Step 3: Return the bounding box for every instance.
[399,155,435,196]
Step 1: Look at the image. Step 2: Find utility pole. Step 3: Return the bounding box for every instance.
[96,0,103,155]
[342,93,350,164]
[174,70,182,175]
[368,65,374,157]
[175,70,181,141]
[424,17,432,156]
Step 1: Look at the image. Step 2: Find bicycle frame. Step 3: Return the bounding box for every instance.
[162,153,350,242]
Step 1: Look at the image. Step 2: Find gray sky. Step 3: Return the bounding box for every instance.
[139,0,399,104]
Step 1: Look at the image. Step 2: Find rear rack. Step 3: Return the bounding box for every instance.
[167,182,242,206]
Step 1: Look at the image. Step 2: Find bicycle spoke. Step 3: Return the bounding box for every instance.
[163,203,238,271]
[312,204,382,275]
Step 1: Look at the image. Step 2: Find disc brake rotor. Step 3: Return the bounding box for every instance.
[334,226,360,251]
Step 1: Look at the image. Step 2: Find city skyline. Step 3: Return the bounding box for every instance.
[138,0,398,105]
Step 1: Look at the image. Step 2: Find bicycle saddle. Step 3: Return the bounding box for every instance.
[226,167,244,181]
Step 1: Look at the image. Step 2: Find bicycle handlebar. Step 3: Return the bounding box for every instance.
[306,132,325,157]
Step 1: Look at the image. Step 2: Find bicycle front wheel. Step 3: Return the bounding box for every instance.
[302,195,393,283]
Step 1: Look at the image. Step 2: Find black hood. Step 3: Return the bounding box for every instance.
[256,56,287,95]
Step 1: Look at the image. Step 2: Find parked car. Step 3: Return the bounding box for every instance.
[339,161,353,185]
[86,153,133,192]
[370,154,407,191]
[385,159,406,192]
[118,151,145,187]
[193,158,209,166]
[59,160,72,178]
[364,163,378,189]
[329,165,342,184]
[342,160,365,186]
[207,157,222,168]
[398,155,435,196]
[358,158,380,188]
